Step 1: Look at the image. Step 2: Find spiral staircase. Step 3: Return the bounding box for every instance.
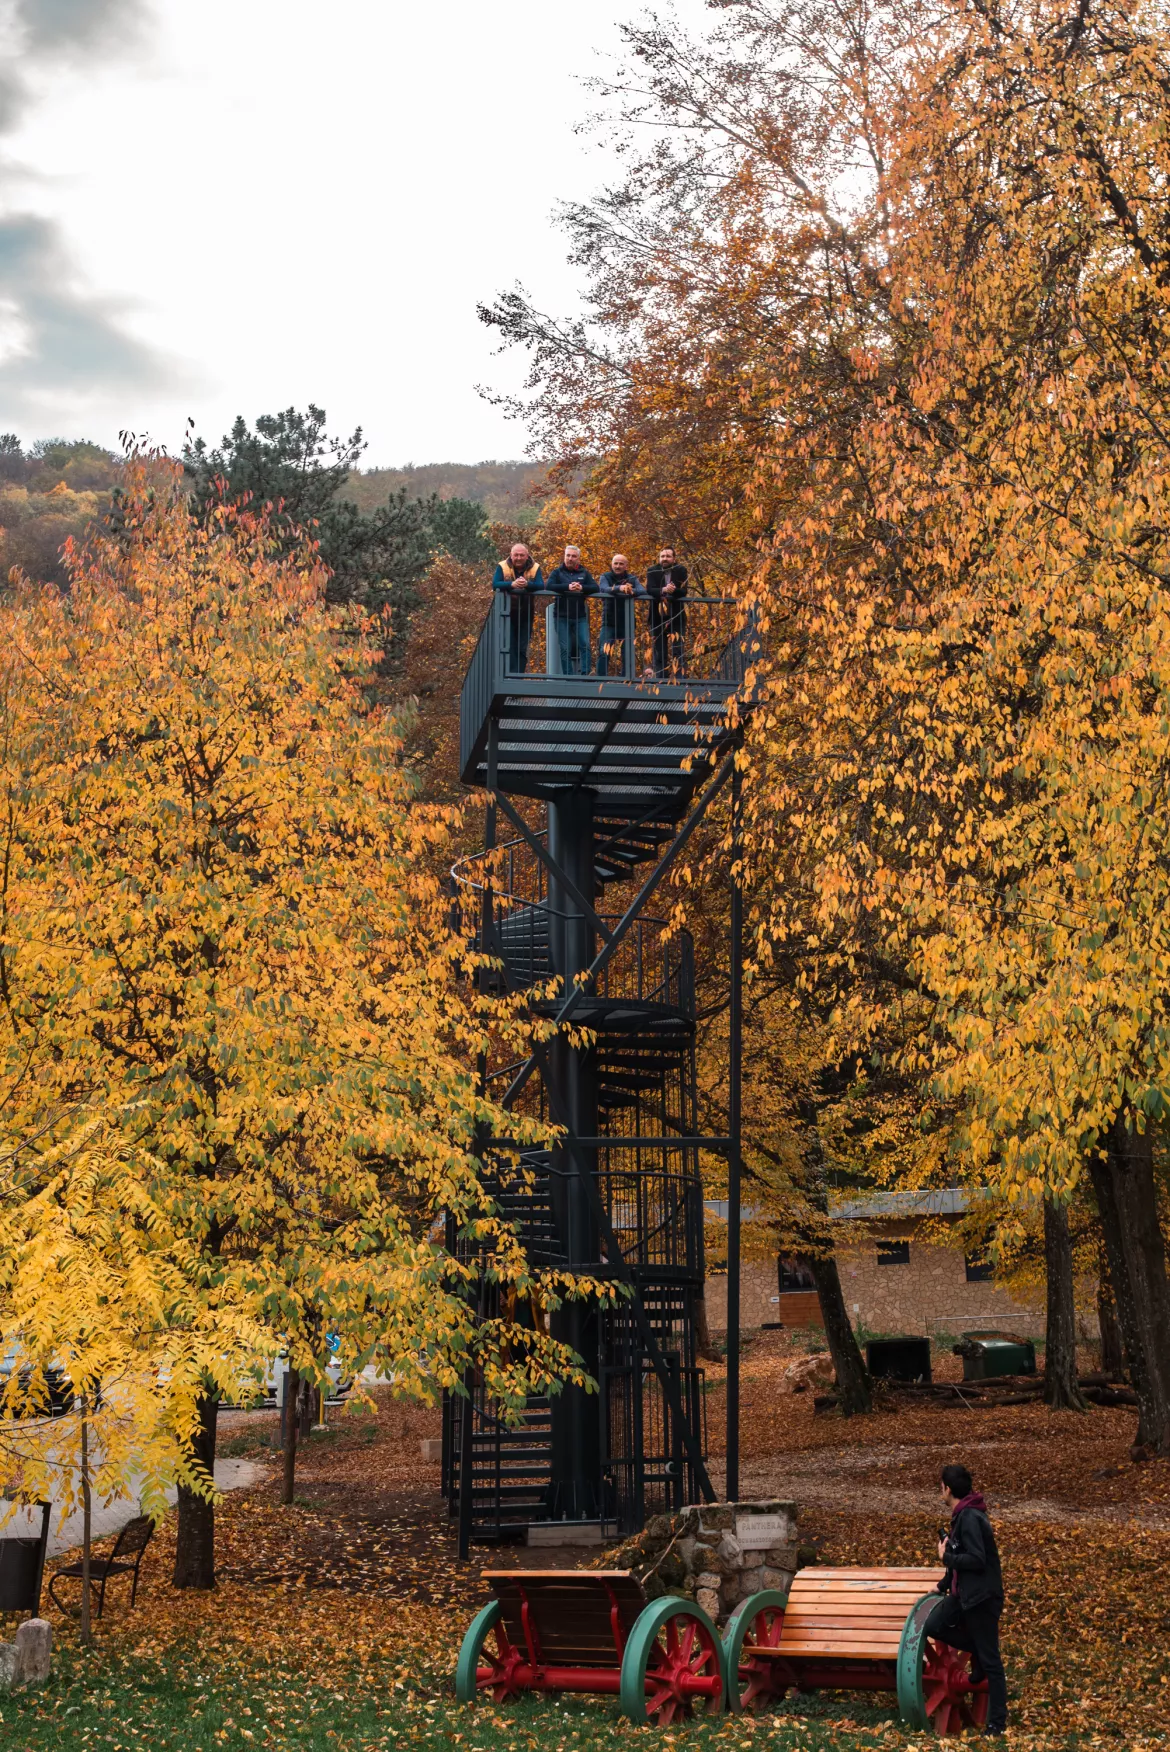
[441,591,756,1547]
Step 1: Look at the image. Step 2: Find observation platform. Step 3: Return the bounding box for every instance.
[459,592,755,811]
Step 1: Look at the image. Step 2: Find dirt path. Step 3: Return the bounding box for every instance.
[737,1447,1170,1528]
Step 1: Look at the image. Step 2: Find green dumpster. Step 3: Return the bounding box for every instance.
[955,1334,1036,1380]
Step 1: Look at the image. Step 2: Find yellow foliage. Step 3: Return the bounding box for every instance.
[0,461,594,1514]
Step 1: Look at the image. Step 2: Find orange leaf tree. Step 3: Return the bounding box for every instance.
[487,0,1170,1445]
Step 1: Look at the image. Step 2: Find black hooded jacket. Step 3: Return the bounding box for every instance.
[939,1496,1004,1609]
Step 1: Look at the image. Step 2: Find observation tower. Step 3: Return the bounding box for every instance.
[443,589,756,1551]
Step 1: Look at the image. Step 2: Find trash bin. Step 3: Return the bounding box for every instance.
[956,1335,1036,1380]
[0,1502,51,1614]
[866,1336,932,1383]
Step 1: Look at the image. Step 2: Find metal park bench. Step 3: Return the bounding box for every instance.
[723,1567,989,1736]
[456,1570,725,1724]
[48,1515,154,1621]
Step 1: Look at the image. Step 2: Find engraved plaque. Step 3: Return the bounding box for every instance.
[736,1514,787,1550]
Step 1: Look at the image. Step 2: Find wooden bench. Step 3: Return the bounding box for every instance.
[456,1570,725,1724]
[723,1567,990,1735]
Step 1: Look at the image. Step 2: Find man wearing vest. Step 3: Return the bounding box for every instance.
[926,1463,1008,1737]
[491,542,543,674]
[645,546,688,677]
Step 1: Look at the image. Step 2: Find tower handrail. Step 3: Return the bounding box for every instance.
[459,593,757,781]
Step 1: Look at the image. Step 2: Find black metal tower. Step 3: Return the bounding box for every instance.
[442,592,754,1548]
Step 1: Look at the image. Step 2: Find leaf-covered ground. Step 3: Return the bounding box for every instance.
[2,1343,1167,1751]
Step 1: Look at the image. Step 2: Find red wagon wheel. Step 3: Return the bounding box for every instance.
[722,1589,790,1712]
[455,1600,526,1703]
[620,1598,726,1724]
[921,1638,990,1735]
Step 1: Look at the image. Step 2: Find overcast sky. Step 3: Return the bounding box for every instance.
[0,0,709,467]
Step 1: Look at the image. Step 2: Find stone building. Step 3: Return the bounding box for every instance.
[704,1189,1047,1340]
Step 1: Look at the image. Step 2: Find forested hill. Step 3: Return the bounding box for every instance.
[2,429,550,594]
[344,459,548,523]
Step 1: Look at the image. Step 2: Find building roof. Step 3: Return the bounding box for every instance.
[829,1188,969,1221]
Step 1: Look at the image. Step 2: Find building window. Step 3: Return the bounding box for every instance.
[876,1240,910,1267]
[965,1254,995,1282]
[778,1257,817,1293]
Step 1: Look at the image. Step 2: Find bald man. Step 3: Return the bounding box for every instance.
[597,554,643,677]
[491,541,544,673]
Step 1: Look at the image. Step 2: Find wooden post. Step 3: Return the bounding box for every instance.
[79,1394,92,1646]
[457,1368,475,1561]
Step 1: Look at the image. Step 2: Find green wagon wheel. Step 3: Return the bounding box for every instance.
[722,1589,790,1713]
[455,1599,525,1704]
[896,1592,990,1736]
[620,1596,725,1725]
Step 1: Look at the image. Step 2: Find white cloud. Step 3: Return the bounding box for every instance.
[0,0,173,429]
[0,0,714,462]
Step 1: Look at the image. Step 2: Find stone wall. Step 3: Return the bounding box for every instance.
[837,1223,1046,1339]
[705,1226,1050,1340]
[603,1499,800,1626]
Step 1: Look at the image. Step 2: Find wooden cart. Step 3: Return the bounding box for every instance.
[456,1570,725,1725]
[722,1566,990,1736]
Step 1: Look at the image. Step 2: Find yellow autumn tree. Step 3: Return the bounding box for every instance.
[0,460,593,1586]
[0,1112,269,1639]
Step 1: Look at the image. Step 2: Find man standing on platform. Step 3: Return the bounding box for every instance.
[546,544,598,676]
[597,553,642,677]
[645,546,688,676]
[925,1463,1008,1737]
[492,541,543,674]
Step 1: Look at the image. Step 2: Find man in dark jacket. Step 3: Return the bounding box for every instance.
[597,554,643,677]
[491,543,544,674]
[546,545,598,675]
[925,1463,1007,1736]
[644,546,688,676]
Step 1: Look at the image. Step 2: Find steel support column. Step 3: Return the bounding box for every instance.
[726,761,743,1504]
[545,789,602,1519]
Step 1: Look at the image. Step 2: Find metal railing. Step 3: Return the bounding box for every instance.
[452,832,695,1009]
[601,1354,708,1534]
[459,591,757,777]
[597,1158,704,1274]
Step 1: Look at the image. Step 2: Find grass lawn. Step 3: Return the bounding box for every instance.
[0,1640,930,1752]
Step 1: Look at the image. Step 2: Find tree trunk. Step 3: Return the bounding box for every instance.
[795,1097,871,1415]
[807,1251,872,1415]
[693,1292,720,1363]
[1088,1112,1170,1452]
[1096,1241,1126,1380]
[282,1366,299,1505]
[1043,1198,1087,1410]
[173,1389,218,1589]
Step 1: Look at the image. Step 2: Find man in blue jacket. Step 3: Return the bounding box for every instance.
[925,1463,1007,1736]
[546,545,597,676]
[597,554,643,677]
[491,542,543,674]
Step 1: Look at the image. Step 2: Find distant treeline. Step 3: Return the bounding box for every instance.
[0,436,123,587]
[0,415,539,620]
[344,460,549,525]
